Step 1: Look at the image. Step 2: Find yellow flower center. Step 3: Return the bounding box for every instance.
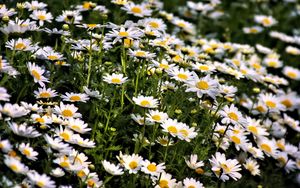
[195,168,204,174]
[177,73,188,80]
[159,63,169,69]
[231,135,241,144]
[9,164,19,172]
[249,28,258,33]
[47,55,59,61]
[159,139,168,145]
[38,15,46,20]
[77,170,86,178]
[111,78,121,84]
[131,7,142,14]
[221,163,231,173]
[262,18,271,25]
[228,112,238,121]
[256,105,266,113]
[199,65,209,71]
[152,115,161,121]
[119,31,129,37]
[248,125,258,135]
[60,132,70,141]
[286,71,297,79]
[252,63,261,69]
[140,100,150,107]
[39,92,51,98]
[167,126,178,134]
[87,24,97,28]
[23,148,31,156]
[232,59,240,66]
[277,142,285,150]
[135,51,146,57]
[15,42,26,50]
[31,70,41,80]
[177,22,186,28]
[70,95,81,101]
[37,181,45,187]
[159,180,169,188]
[147,164,157,172]
[179,129,188,137]
[173,55,182,62]
[124,38,132,47]
[60,161,70,168]
[36,117,45,123]
[281,99,292,108]
[188,186,196,188]
[268,61,278,67]
[149,21,159,28]
[83,2,92,9]
[261,143,272,153]
[87,179,95,187]
[129,161,138,169]
[196,81,209,90]
[62,109,73,117]
[266,100,276,108]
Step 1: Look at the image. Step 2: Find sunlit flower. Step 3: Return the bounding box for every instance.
[27,171,56,188]
[18,143,38,161]
[133,95,159,108]
[243,158,260,176]
[103,73,128,85]
[102,160,124,176]
[27,62,49,87]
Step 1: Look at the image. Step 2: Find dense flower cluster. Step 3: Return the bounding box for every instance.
[0,0,300,187]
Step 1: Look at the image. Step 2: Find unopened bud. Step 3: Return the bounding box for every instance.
[175,109,182,114]
[62,24,69,31]
[2,15,9,22]
[253,87,260,93]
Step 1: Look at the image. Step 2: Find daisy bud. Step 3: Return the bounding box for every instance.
[101,14,108,20]
[253,87,260,93]
[219,78,225,84]
[175,109,182,114]
[225,97,234,102]
[192,122,197,127]
[155,68,163,75]
[104,61,112,66]
[195,168,204,174]
[62,24,69,31]
[88,164,95,170]
[2,16,9,22]
[40,125,48,129]
[190,109,197,114]
[17,3,25,9]
[110,127,116,132]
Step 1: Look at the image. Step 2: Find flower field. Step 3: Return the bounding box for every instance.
[0,0,300,187]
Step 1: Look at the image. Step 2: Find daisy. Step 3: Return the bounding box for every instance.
[0,139,12,153]
[56,10,82,24]
[107,26,143,44]
[219,84,237,97]
[34,87,58,99]
[243,26,263,34]
[112,0,129,5]
[67,118,91,134]
[4,155,29,174]
[177,124,198,142]
[152,172,177,188]
[209,152,242,181]
[83,86,102,99]
[146,110,168,123]
[245,117,269,138]
[172,17,196,34]
[226,130,248,151]
[285,46,300,55]
[185,73,219,99]
[282,66,300,80]
[31,114,52,125]
[18,143,38,161]
[25,1,47,11]
[122,2,152,17]
[0,103,29,118]
[27,62,49,87]
[55,126,74,142]
[156,136,174,146]
[76,1,96,11]
[44,135,72,153]
[71,134,95,148]
[27,171,56,188]
[138,18,167,31]
[61,92,90,103]
[131,113,152,125]
[128,49,156,59]
[30,10,53,26]
[254,15,277,27]
[8,122,41,138]
[258,93,286,113]
[50,168,65,177]
[0,87,10,101]
[133,95,159,108]
[151,59,175,71]
[257,137,279,157]
[103,73,128,85]
[122,153,143,174]
[160,118,182,137]
[191,62,216,74]
[167,67,193,82]
[243,158,260,176]
[246,144,265,159]
[219,104,247,126]
[102,160,124,175]
[283,114,300,132]
[54,102,82,119]
[263,54,283,68]
[183,177,204,188]
[5,38,35,51]
[141,160,166,176]
[184,154,204,170]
